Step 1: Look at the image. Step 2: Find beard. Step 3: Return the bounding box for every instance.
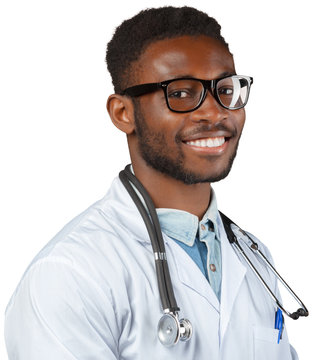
[133,101,241,185]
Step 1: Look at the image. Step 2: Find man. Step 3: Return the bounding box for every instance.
[5,6,300,359]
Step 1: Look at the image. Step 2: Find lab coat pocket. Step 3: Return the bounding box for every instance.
[253,326,292,360]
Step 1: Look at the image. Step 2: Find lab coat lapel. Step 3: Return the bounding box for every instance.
[219,217,247,341]
[166,236,220,313]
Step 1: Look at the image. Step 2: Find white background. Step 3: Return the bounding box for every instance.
[0,0,315,358]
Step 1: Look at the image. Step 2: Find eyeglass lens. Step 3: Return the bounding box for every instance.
[166,76,250,111]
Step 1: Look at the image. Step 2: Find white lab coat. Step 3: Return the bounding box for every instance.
[5,176,298,360]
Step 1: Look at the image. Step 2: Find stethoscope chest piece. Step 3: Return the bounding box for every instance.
[158,313,180,347]
[158,313,192,347]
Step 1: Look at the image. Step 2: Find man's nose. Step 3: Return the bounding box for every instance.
[190,90,228,124]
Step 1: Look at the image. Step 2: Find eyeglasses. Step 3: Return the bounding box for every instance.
[121,75,253,113]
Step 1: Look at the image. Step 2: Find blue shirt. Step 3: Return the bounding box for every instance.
[157,192,222,301]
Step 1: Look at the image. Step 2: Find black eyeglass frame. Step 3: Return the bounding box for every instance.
[121,75,253,113]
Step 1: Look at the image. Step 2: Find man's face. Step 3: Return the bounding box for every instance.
[130,35,246,184]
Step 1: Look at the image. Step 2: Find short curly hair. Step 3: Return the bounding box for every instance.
[106,6,229,94]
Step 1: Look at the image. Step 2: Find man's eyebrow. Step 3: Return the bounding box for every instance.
[163,71,237,80]
[216,71,236,78]
[162,74,196,80]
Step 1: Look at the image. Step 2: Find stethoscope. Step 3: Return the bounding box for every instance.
[119,165,309,347]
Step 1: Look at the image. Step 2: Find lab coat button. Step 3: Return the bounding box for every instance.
[201,224,206,231]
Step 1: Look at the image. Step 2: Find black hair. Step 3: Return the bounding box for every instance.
[106,6,229,93]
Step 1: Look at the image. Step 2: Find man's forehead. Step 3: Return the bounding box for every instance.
[131,35,235,84]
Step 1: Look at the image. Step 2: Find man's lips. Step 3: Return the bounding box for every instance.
[181,128,233,141]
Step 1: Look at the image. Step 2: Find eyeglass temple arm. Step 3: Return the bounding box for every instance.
[121,83,160,97]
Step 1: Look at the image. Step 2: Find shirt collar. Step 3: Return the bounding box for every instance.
[203,190,221,239]
[156,190,220,246]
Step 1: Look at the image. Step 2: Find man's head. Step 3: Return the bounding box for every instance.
[106,7,249,185]
[106,6,230,94]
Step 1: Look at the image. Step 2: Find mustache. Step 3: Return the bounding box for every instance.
[177,122,237,141]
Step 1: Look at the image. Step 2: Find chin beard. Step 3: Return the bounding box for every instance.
[133,100,240,185]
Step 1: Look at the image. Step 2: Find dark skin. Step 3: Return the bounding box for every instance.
[107,35,246,219]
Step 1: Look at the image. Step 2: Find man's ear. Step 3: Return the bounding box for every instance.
[106,94,135,135]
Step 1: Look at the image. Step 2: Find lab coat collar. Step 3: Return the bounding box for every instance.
[104,176,170,245]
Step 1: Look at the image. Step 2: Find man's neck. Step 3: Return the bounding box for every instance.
[132,162,211,221]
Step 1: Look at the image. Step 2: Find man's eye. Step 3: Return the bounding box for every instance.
[218,87,234,96]
[168,90,192,98]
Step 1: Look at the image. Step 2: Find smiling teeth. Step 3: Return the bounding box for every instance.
[186,137,225,148]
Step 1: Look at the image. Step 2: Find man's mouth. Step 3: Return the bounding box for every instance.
[185,136,226,148]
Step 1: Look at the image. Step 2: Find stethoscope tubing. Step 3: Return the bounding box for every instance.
[119,166,179,313]
[220,211,309,320]
[254,248,308,317]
